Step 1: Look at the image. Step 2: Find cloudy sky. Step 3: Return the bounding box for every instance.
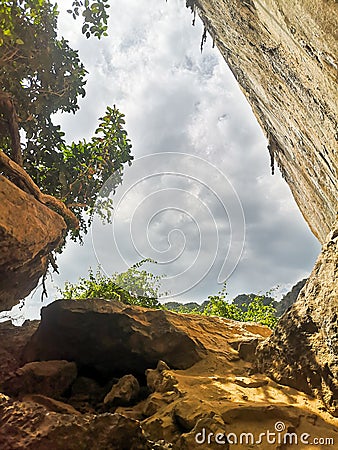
[4,0,320,322]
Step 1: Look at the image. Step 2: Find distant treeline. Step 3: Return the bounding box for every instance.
[163,279,307,317]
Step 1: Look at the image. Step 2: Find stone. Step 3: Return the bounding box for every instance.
[0,176,66,311]
[146,365,178,394]
[143,392,177,418]
[173,399,209,432]
[70,376,104,403]
[234,377,268,388]
[0,393,150,450]
[23,299,203,379]
[237,338,259,362]
[273,279,307,317]
[23,394,81,415]
[0,320,39,384]
[2,360,77,399]
[256,225,338,416]
[104,374,140,407]
[179,415,229,450]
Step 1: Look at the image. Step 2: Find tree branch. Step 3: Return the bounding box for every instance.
[0,92,23,166]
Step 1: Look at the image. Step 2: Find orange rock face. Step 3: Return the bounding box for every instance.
[0,176,66,311]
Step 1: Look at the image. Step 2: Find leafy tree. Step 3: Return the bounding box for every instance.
[202,284,278,328]
[60,259,167,309]
[242,295,278,328]
[0,0,132,238]
[232,293,274,312]
[68,0,110,39]
[163,300,209,314]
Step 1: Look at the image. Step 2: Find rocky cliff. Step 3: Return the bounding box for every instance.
[193,0,337,415]
[194,0,337,243]
[0,176,67,311]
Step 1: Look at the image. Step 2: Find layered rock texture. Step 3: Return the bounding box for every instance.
[195,0,337,243]
[257,225,338,416]
[193,0,337,415]
[1,300,338,449]
[0,176,66,311]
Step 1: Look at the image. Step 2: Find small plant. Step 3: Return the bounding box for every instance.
[59,259,168,309]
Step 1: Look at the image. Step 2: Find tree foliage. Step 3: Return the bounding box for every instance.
[202,284,278,328]
[0,0,132,239]
[60,259,167,309]
[68,0,110,39]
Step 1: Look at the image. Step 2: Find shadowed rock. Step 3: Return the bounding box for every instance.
[23,299,204,380]
[256,226,338,416]
[2,360,77,400]
[0,394,149,450]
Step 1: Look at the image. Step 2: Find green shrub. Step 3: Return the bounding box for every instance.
[59,259,166,309]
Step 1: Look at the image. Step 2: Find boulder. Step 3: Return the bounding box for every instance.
[23,299,203,379]
[0,176,66,311]
[237,338,259,362]
[179,415,229,450]
[22,394,81,415]
[0,394,149,450]
[104,374,140,407]
[146,361,179,394]
[0,320,39,384]
[70,376,104,403]
[256,226,338,416]
[2,360,77,399]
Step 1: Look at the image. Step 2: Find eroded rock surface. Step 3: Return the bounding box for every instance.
[192,0,338,417]
[104,374,140,407]
[257,225,338,416]
[195,0,337,243]
[0,394,149,450]
[1,301,338,449]
[2,360,77,400]
[0,320,39,384]
[22,299,205,378]
[0,176,66,311]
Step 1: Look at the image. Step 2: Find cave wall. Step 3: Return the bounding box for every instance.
[194,0,338,414]
[195,0,337,243]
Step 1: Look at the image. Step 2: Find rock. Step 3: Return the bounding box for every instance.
[273,279,308,317]
[70,376,104,403]
[23,299,203,379]
[173,399,209,431]
[2,360,77,399]
[143,392,178,418]
[179,415,229,450]
[237,338,259,362]
[256,225,338,416]
[195,0,337,243]
[234,377,268,388]
[23,394,81,415]
[192,0,338,417]
[0,320,39,384]
[0,393,150,450]
[104,374,140,407]
[0,176,66,311]
[146,364,178,394]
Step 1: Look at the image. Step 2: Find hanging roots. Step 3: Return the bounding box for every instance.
[200,26,207,52]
